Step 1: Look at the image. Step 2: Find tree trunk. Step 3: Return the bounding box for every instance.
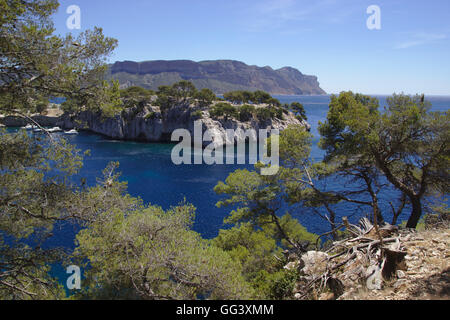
[406,197,422,229]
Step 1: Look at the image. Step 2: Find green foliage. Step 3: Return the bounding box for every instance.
[290,102,307,121]
[119,86,154,109]
[120,86,154,99]
[274,107,284,119]
[214,168,317,250]
[254,269,299,300]
[191,110,203,119]
[276,125,312,166]
[88,79,123,117]
[213,165,318,298]
[256,108,272,121]
[74,198,253,300]
[0,129,86,299]
[212,223,286,299]
[252,90,272,104]
[264,214,318,248]
[156,85,174,96]
[255,107,283,121]
[222,90,277,106]
[35,99,48,114]
[172,80,197,102]
[154,92,176,112]
[155,81,200,112]
[0,1,118,115]
[267,97,281,108]
[238,104,256,122]
[195,88,216,108]
[318,91,380,160]
[223,91,247,104]
[319,92,450,228]
[209,102,238,120]
[213,223,281,274]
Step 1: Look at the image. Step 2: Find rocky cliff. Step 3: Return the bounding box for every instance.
[56,103,308,147]
[108,60,326,95]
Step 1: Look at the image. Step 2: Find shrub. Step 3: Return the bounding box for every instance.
[267,97,281,108]
[155,81,202,111]
[191,110,203,119]
[253,90,272,104]
[120,86,154,100]
[210,102,238,120]
[195,88,216,108]
[172,80,197,101]
[223,91,244,104]
[238,104,256,122]
[273,107,283,119]
[290,102,307,121]
[256,108,273,121]
[155,94,176,112]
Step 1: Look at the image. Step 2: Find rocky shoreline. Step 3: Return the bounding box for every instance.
[1,104,309,147]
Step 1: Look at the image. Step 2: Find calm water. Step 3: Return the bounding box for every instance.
[8,95,450,249]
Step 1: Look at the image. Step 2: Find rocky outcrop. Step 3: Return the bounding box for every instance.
[57,103,308,147]
[108,60,326,95]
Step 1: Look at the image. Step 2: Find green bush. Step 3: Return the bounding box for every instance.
[210,102,238,120]
[195,88,216,108]
[267,97,281,108]
[155,81,198,109]
[171,80,197,101]
[255,106,284,121]
[120,86,154,99]
[257,270,299,300]
[253,90,272,104]
[273,107,284,119]
[155,94,176,112]
[238,104,256,122]
[191,110,203,119]
[290,102,307,121]
[223,90,277,105]
[256,108,273,121]
[223,90,253,104]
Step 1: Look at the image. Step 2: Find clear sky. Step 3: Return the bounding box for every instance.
[52,0,450,95]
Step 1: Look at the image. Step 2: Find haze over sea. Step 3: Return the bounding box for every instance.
[24,94,449,249]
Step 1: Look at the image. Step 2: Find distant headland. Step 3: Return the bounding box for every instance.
[107,59,326,95]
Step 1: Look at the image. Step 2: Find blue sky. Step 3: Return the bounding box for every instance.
[52,0,450,95]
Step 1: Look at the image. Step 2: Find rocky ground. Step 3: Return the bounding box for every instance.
[343,228,449,300]
[56,102,306,146]
[289,220,449,301]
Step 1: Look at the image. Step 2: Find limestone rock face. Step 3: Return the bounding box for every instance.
[57,104,309,147]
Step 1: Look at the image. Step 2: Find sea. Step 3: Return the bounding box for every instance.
[5,95,450,249]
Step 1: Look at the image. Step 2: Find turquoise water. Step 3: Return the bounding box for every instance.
[7,95,450,248]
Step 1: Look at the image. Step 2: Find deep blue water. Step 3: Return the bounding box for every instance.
[6,95,450,249]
